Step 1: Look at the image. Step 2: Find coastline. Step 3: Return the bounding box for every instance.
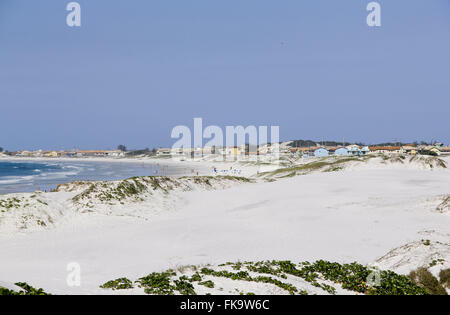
[0,155,449,294]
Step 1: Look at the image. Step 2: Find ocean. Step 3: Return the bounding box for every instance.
[0,159,194,195]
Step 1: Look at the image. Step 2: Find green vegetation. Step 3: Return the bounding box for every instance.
[199,280,215,288]
[258,156,374,178]
[100,260,430,295]
[73,175,253,206]
[0,282,51,295]
[100,278,134,290]
[137,270,177,295]
[429,259,445,268]
[408,267,447,295]
[174,279,196,295]
[439,269,450,288]
[292,260,426,295]
[0,197,23,212]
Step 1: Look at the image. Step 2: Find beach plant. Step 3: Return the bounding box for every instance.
[0,197,23,212]
[198,280,215,288]
[439,269,450,288]
[174,279,197,295]
[100,260,430,295]
[137,270,177,295]
[0,282,50,295]
[100,278,134,290]
[408,267,447,295]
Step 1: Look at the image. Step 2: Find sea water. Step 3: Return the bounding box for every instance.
[0,160,192,195]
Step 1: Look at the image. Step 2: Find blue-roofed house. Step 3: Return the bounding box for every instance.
[360,146,371,155]
[346,145,361,156]
[334,147,349,156]
[314,147,329,157]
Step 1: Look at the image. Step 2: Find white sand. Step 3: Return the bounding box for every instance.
[0,156,449,294]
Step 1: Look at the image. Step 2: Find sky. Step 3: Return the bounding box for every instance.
[0,0,449,151]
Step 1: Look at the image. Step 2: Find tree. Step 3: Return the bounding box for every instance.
[0,147,3,152]
[117,145,127,152]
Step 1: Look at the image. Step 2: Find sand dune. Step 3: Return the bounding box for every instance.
[0,155,449,294]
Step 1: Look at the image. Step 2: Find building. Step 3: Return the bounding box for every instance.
[334,147,349,156]
[76,150,108,157]
[226,146,240,156]
[346,145,361,156]
[156,148,172,157]
[18,150,34,157]
[401,146,418,155]
[368,146,402,154]
[42,151,59,158]
[360,146,371,155]
[440,146,450,155]
[60,151,76,157]
[314,147,329,157]
[105,150,125,157]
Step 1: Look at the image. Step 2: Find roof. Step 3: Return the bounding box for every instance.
[369,146,401,151]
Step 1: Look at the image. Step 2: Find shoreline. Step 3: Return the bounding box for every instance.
[0,157,217,195]
[0,162,448,294]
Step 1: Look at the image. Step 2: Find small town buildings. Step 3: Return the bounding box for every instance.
[76,150,108,157]
[368,146,402,154]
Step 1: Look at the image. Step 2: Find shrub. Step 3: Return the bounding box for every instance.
[174,279,196,295]
[0,282,50,295]
[439,269,450,288]
[199,280,215,288]
[100,278,133,290]
[137,271,176,295]
[408,268,447,295]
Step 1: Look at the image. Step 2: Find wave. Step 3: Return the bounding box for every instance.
[0,164,85,186]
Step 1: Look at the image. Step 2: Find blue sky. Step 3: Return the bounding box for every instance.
[0,0,449,151]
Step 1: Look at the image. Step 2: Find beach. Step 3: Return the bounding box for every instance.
[0,157,215,194]
[0,155,449,294]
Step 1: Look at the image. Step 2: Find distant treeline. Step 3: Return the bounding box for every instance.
[125,148,157,156]
[289,140,436,148]
[290,140,361,147]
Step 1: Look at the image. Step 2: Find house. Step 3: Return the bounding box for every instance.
[156,148,172,157]
[346,145,361,156]
[42,151,59,158]
[226,146,240,156]
[105,150,125,157]
[290,147,313,158]
[360,146,371,155]
[314,147,329,157]
[368,146,401,154]
[60,151,76,157]
[76,150,107,157]
[18,150,34,157]
[402,146,418,155]
[440,146,450,155]
[334,147,349,156]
